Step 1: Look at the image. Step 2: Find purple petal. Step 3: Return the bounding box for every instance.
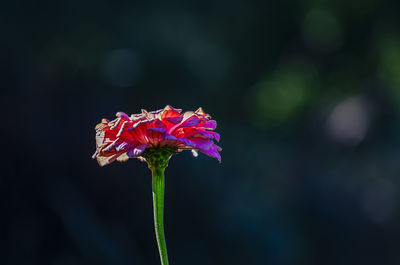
[147,127,167,133]
[200,145,221,162]
[165,116,183,124]
[179,116,200,127]
[202,120,217,129]
[127,144,148,157]
[163,133,177,141]
[191,138,214,150]
[193,129,213,139]
[164,133,196,147]
[208,131,220,142]
[115,142,133,152]
[176,137,196,147]
[193,129,220,141]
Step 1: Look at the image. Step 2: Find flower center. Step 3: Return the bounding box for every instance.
[141,146,178,169]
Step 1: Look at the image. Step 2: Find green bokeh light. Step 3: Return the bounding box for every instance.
[378,35,400,104]
[252,60,318,126]
[302,8,343,51]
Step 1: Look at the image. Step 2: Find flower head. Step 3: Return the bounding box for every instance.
[92,105,221,166]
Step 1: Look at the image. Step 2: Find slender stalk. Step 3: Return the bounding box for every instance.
[151,166,169,265]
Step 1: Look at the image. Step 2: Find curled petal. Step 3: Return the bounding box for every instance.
[161,105,183,126]
[117,153,130,162]
[116,121,129,137]
[149,108,164,115]
[195,107,211,118]
[127,144,148,157]
[92,150,98,159]
[208,131,220,142]
[179,115,200,128]
[194,129,215,139]
[168,115,200,134]
[165,116,183,124]
[141,109,149,117]
[116,142,133,152]
[130,113,145,121]
[183,128,217,140]
[164,105,182,113]
[102,139,119,152]
[195,107,206,115]
[116,112,131,121]
[127,119,152,131]
[96,153,122,166]
[95,130,106,148]
[199,144,222,162]
[199,120,217,130]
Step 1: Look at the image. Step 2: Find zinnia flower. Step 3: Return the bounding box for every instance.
[92,105,221,265]
[92,105,221,166]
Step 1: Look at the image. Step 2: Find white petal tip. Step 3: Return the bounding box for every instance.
[191,149,198,157]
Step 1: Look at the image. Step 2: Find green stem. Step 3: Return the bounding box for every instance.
[151,166,169,265]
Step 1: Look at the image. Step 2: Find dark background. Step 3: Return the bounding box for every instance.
[2,0,400,264]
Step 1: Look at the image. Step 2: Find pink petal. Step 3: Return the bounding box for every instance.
[153,119,167,129]
[116,121,129,137]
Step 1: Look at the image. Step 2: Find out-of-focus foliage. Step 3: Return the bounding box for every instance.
[2,0,400,265]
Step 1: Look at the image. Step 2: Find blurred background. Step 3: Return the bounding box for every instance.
[2,0,400,264]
